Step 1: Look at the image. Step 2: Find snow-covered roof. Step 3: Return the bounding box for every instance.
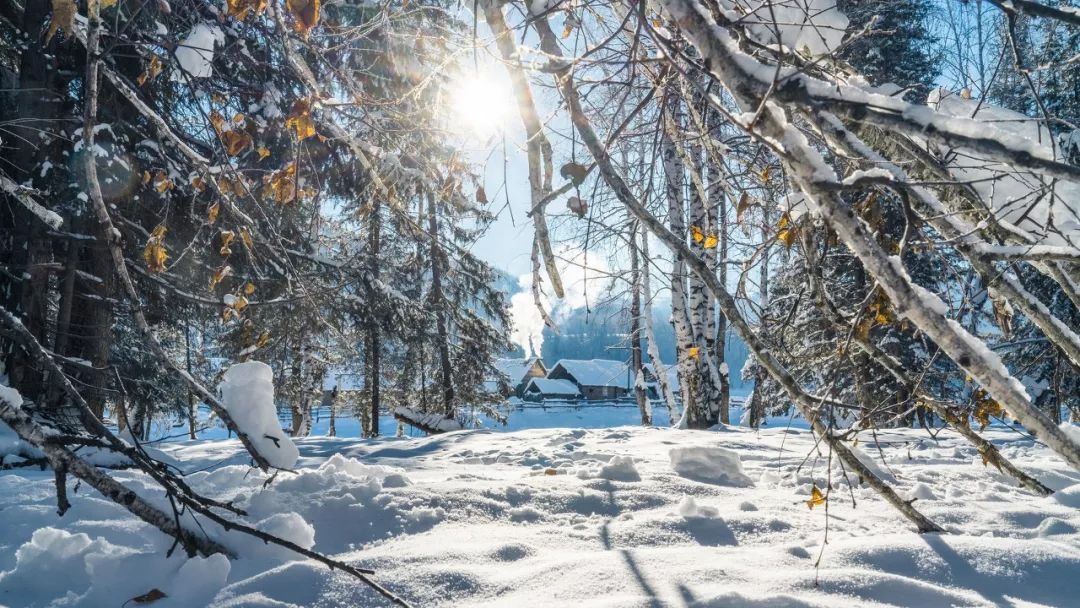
[524,378,581,397]
[643,363,680,389]
[494,357,545,384]
[549,359,630,388]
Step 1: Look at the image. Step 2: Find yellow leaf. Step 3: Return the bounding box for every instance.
[136,55,164,86]
[232,113,245,125]
[264,162,299,204]
[690,225,704,243]
[143,225,169,273]
[227,0,267,20]
[220,130,252,156]
[687,346,700,359]
[45,0,76,44]
[760,166,771,182]
[972,394,1004,431]
[153,171,173,193]
[101,0,118,8]
[239,228,253,250]
[244,282,256,295]
[284,99,316,141]
[703,234,718,249]
[776,213,797,249]
[736,191,752,224]
[219,230,235,256]
[141,170,152,185]
[217,176,247,198]
[209,265,232,290]
[257,146,271,161]
[207,202,220,225]
[806,485,826,510]
[777,212,791,230]
[209,111,226,132]
[191,175,207,193]
[560,162,589,186]
[562,23,573,38]
[256,331,270,348]
[286,0,320,36]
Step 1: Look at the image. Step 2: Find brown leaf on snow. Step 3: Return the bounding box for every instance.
[129,588,167,604]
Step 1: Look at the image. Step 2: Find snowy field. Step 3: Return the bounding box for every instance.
[3,424,1080,607]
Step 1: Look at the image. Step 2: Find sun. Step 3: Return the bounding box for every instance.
[448,70,512,139]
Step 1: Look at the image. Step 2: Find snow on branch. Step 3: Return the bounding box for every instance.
[393,406,463,434]
[1,175,62,229]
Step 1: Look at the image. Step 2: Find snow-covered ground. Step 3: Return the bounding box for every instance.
[2,424,1079,607]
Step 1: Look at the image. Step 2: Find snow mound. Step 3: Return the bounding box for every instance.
[597,455,641,482]
[1051,484,1080,509]
[907,482,937,502]
[0,528,229,607]
[219,361,298,469]
[669,446,754,486]
[678,496,719,518]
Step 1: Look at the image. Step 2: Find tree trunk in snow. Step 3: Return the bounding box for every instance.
[685,129,721,428]
[428,192,455,419]
[365,198,383,437]
[641,223,680,422]
[705,149,731,424]
[661,97,699,425]
[629,222,651,425]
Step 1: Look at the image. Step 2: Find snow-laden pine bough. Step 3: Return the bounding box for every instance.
[7,8,417,605]
[80,2,278,473]
[638,0,1080,471]
[515,3,946,533]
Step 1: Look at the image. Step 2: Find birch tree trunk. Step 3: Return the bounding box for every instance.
[661,96,699,424]
[630,222,652,425]
[641,223,680,421]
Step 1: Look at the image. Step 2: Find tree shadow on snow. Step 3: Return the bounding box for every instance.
[601,521,664,608]
[919,535,1012,607]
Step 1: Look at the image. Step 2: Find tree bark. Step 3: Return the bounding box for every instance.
[629,222,652,425]
[427,192,455,418]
